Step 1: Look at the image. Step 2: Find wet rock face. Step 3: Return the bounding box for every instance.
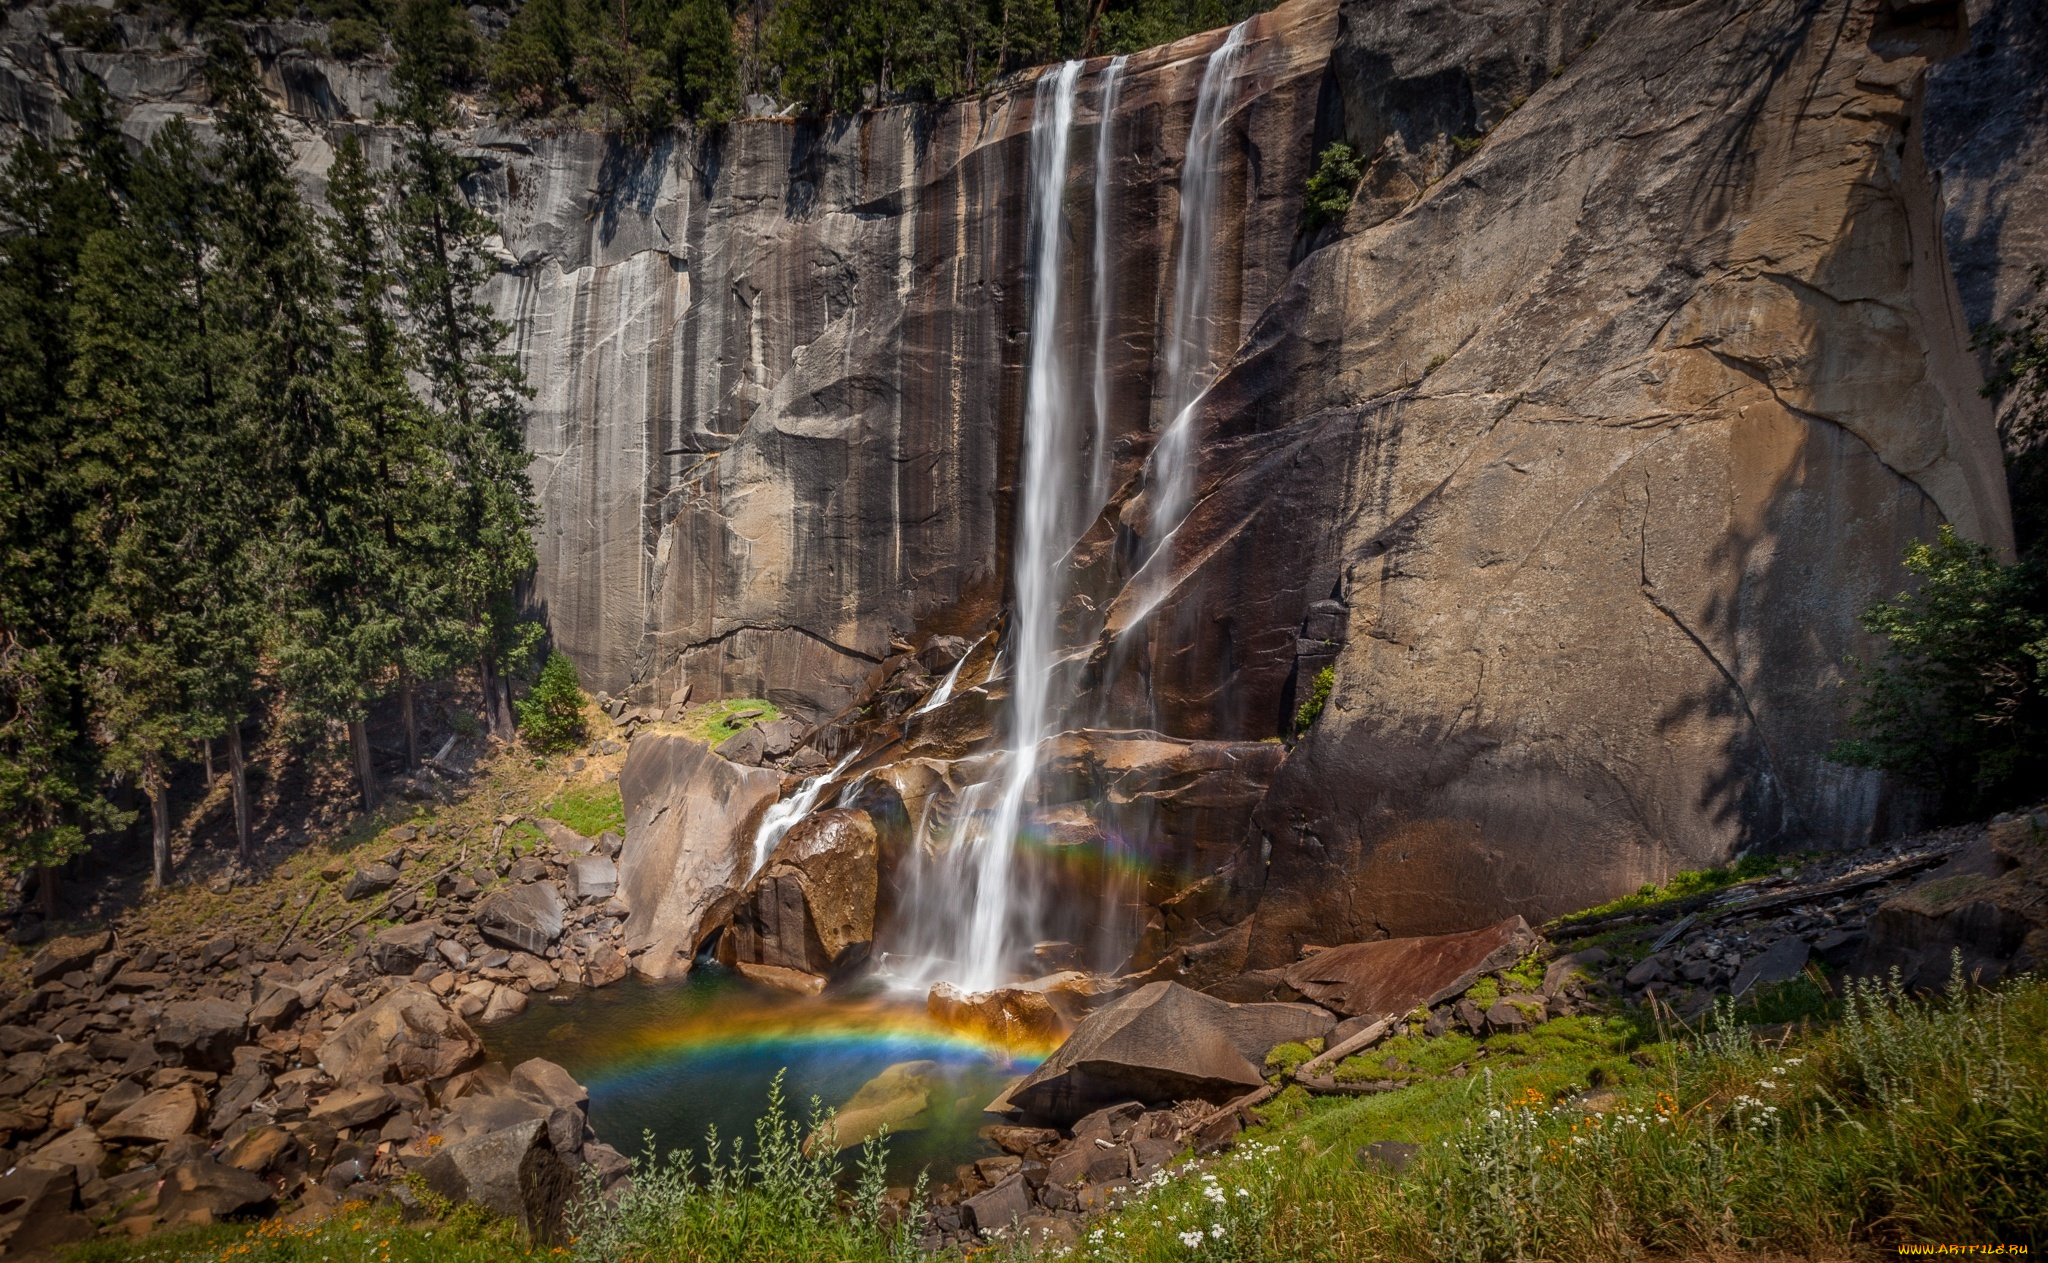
[1179,0,2016,962]
[481,0,1340,709]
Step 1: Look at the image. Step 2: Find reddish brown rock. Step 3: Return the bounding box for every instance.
[927,982,1067,1050]
[729,808,879,977]
[1281,916,1538,1018]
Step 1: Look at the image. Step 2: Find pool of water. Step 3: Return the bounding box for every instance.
[477,969,1043,1186]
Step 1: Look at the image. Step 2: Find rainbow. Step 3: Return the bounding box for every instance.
[567,996,1055,1093]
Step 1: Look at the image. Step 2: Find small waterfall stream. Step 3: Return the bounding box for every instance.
[1090,55,1130,510]
[1124,22,1249,628]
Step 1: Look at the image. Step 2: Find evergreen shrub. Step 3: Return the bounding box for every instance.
[516,649,588,752]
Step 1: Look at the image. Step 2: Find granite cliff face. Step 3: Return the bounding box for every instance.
[3,0,2040,961]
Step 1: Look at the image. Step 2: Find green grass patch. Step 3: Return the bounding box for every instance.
[545,781,625,838]
[1264,1039,1324,1078]
[1072,967,2048,1261]
[1557,851,1780,925]
[677,697,783,746]
[62,1200,537,1263]
[504,820,546,855]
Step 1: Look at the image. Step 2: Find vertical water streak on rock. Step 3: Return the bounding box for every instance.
[1129,21,1250,627]
[1090,55,1130,510]
[892,61,1085,992]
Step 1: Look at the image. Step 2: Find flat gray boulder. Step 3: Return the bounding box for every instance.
[371,922,440,975]
[477,882,564,955]
[343,863,401,902]
[567,855,618,902]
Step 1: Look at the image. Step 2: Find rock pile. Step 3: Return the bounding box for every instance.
[0,817,635,1248]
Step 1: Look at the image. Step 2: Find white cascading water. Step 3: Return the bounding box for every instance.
[889,60,1086,992]
[747,751,857,878]
[1124,21,1250,625]
[1089,55,1130,509]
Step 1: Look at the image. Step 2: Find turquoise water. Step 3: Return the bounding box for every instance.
[478,969,1045,1185]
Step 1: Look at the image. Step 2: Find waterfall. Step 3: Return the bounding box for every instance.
[910,633,986,718]
[888,60,1087,993]
[1135,22,1250,598]
[747,751,857,878]
[1089,55,1129,510]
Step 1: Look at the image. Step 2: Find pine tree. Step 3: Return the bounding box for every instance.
[197,34,337,849]
[390,0,540,743]
[67,120,221,888]
[0,81,129,911]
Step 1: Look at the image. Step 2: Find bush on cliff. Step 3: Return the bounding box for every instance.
[1301,141,1363,233]
[1833,525,2048,818]
[515,650,588,752]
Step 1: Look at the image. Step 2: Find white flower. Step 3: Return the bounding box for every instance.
[1211,1224,1226,1239]
[1179,1229,1206,1248]
[1236,1188,1250,1197]
[1488,1109,1502,1120]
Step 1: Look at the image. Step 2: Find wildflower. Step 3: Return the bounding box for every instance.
[1785,1057,1804,1066]
[1212,1224,1227,1239]
[1179,1229,1206,1248]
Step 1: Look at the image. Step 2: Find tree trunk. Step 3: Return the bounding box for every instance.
[400,678,418,769]
[493,671,515,740]
[477,654,499,739]
[36,864,57,919]
[149,771,172,889]
[203,738,215,787]
[228,720,252,859]
[350,718,381,812]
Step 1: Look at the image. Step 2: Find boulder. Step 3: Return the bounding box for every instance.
[101,1084,206,1143]
[714,725,766,766]
[309,1084,398,1129]
[224,1124,298,1175]
[250,984,305,1031]
[1282,917,1539,1018]
[1732,937,1811,998]
[1005,983,1279,1124]
[734,961,825,995]
[510,1058,589,1114]
[538,819,593,855]
[343,863,401,902]
[962,1173,1034,1237]
[31,1126,105,1180]
[156,1159,276,1225]
[477,883,565,955]
[157,999,250,1072]
[567,856,619,902]
[480,984,530,1024]
[617,736,782,979]
[583,944,628,987]
[319,984,483,1084]
[371,922,441,976]
[813,1060,935,1151]
[730,808,878,977]
[418,1118,575,1242]
[1855,824,2046,991]
[927,982,1067,1048]
[0,1163,92,1254]
[28,931,112,986]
